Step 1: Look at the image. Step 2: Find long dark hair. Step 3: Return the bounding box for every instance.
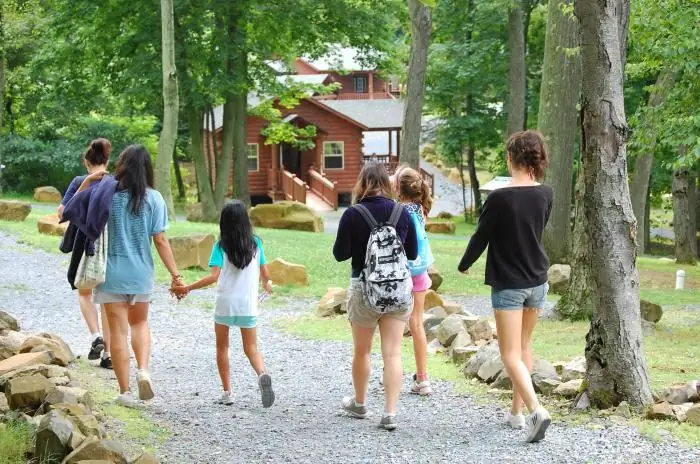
[219,200,258,269]
[84,138,111,166]
[114,144,155,214]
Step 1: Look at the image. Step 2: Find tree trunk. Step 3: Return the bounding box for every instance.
[672,166,697,265]
[401,0,432,169]
[577,0,652,408]
[466,144,481,214]
[0,5,5,137]
[629,70,677,253]
[232,90,249,206]
[539,0,581,264]
[216,96,236,208]
[458,142,468,221]
[187,106,218,222]
[644,180,651,252]
[155,0,179,221]
[506,0,526,135]
[173,153,186,200]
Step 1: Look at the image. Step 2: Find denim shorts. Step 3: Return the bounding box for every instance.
[491,283,549,310]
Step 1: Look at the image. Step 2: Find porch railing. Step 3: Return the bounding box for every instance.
[362,154,435,197]
[281,169,307,204]
[308,168,338,209]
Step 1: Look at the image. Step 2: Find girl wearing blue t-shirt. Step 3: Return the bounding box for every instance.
[173,201,275,408]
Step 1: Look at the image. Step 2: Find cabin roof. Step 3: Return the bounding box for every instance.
[303,46,381,72]
[319,100,404,130]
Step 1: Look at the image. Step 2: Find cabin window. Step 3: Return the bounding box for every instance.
[353,75,368,93]
[247,143,259,172]
[323,142,344,170]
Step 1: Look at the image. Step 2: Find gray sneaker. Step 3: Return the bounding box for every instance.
[379,415,397,430]
[258,374,275,408]
[341,396,368,419]
[525,407,551,443]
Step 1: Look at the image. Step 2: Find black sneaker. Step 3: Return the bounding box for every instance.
[100,356,113,370]
[88,337,105,360]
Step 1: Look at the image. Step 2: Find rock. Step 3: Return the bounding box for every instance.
[451,346,480,364]
[63,439,129,464]
[530,358,559,393]
[20,333,74,367]
[561,356,586,382]
[0,310,20,332]
[450,331,473,350]
[43,387,93,410]
[573,391,591,410]
[71,414,103,439]
[552,361,566,376]
[425,221,455,234]
[547,264,571,295]
[647,402,677,421]
[425,306,448,318]
[5,374,53,411]
[672,403,694,422]
[427,339,445,355]
[249,201,323,233]
[436,211,453,220]
[477,358,504,383]
[0,351,54,376]
[0,393,8,413]
[686,404,700,426]
[316,288,348,317]
[425,325,439,343]
[435,315,469,347]
[0,200,32,221]
[467,318,493,342]
[33,186,62,203]
[35,410,74,463]
[47,403,92,418]
[0,331,27,361]
[267,258,309,286]
[69,430,86,452]
[47,366,69,379]
[489,321,498,339]
[463,342,500,379]
[424,291,444,311]
[491,370,512,389]
[663,382,698,405]
[37,215,68,236]
[614,401,632,419]
[428,266,443,291]
[0,364,52,392]
[537,378,561,396]
[442,301,462,315]
[640,300,663,323]
[131,452,159,464]
[168,234,216,270]
[49,377,71,387]
[422,313,444,333]
[553,379,583,398]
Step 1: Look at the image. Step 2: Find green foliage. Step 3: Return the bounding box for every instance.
[0,421,30,464]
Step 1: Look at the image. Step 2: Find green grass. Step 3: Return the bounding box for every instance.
[0,422,30,464]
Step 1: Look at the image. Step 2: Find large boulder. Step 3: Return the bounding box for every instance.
[168,234,216,270]
[640,300,663,324]
[687,404,700,426]
[0,310,20,332]
[561,356,586,382]
[672,403,694,423]
[428,266,443,291]
[0,364,52,392]
[663,381,699,405]
[451,345,480,365]
[547,264,571,295]
[425,221,455,235]
[0,351,54,376]
[0,331,26,361]
[531,358,560,393]
[35,410,74,463]
[249,201,323,233]
[33,186,62,203]
[37,215,68,237]
[435,315,469,347]
[0,200,32,221]
[466,318,493,342]
[267,259,308,286]
[477,358,504,383]
[43,386,94,410]
[424,290,445,312]
[5,373,53,410]
[63,439,129,464]
[316,288,348,317]
[647,402,677,421]
[20,333,74,367]
[553,379,583,398]
[422,313,444,334]
[463,342,500,379]
[491,370,512,390]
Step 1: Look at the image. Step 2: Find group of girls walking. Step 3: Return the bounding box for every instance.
[61,129,553,443]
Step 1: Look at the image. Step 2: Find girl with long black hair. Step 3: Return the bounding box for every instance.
[172,200,275,408]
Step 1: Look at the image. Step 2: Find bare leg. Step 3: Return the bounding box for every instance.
[104,303,130,394]
[378,317,405,415]
[351,324,375,404]
[408,290,428,380]
[100,305,111,355]
[240,327,265,376]
[78,289,100,334]
[215,323,231,392]
[127,302,151,371]
[494,309,540,413]
[512,308,539,414]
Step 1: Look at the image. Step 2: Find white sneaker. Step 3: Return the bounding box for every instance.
[410,375,433,396]
[525,406,551,443]
[115,392,142,409]
[217,391,234,405]
[505,411,526,429]
[136,370,155,401]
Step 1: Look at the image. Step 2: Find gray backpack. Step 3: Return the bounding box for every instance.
[354,203,413,313]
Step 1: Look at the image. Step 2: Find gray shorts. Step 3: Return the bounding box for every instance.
[347,279,412,329]
[93,290,151,306]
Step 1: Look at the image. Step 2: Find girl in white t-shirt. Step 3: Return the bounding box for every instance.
[173,200,274,407]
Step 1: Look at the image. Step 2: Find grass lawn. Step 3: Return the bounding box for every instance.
[0,421,30,464]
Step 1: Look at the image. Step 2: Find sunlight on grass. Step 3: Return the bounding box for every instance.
[0,422,30,464]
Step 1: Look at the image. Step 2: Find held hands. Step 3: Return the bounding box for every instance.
[169,274,188,301]
[263,279,273,294]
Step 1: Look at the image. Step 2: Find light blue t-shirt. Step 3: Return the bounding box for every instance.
[208,236,266,268]
[98,189,168,294]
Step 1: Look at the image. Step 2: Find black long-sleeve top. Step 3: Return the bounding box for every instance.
[458,185,553,290]
[333,195,418,278]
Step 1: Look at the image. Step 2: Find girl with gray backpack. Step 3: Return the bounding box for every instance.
[332,162,418,430]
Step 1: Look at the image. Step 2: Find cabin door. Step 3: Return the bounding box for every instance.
[280,143,302,178]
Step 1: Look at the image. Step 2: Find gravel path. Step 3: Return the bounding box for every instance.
[1,231,698,464]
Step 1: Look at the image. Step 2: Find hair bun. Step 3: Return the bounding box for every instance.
[91,140,103,154]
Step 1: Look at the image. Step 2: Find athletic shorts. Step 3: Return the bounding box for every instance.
[347,279,411,329]
[93,290,151,306]
[491,283,548,311]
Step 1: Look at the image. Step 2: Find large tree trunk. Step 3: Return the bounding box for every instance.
[577,0,652,408]
[216,97,236,208]
[173,153,186,200]
[629,70,677,254]
[506,0,526,135]
[0,5,5,138]
[232,90,249,205]
[400,0,432,169]
[155,0,179,220]
[187,106,218,222]
[539,0,581,264]
[466,144,481,214]
[672,166,698,265]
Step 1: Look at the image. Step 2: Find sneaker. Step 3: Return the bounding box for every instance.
[99,357,113,370]
[505,411,526,429]
[341,396,368,419]
[88,337,105,360]
[217,391,234,406]
[525,407,551,443]
[136,370,155,401]
[378,415,397,431]
[410,374,433,396]
[258,373,275,408]
[115,392,142,409]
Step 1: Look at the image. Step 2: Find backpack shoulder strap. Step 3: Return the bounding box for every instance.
[354,204,378,229]
[388,202,404,228]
